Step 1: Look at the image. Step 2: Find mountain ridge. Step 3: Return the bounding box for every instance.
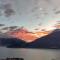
[1,29,60,49]
[27,29,60,49]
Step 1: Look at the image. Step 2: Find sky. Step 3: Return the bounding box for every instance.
[0,0,60,32]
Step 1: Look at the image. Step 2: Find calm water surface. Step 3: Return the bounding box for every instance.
[0,47,60,60]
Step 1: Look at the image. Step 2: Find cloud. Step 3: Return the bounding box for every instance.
[14,26,28,32]
[0,24,5,26]
[0,3,15,17]
[38,23,42,26]
[3,3,15,17]
[4,8,15,17]
[0,3,11,9]
[55,10,60,14]
[2,26,18,30]
[9,26,18,30]
[54,21,60,29]
[2,27,9,30]
[3,3,11,9]
[34,28,39,30]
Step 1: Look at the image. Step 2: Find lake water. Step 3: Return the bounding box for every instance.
[0,47,60,60]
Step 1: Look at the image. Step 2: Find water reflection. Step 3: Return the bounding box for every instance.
[0,47,60,60]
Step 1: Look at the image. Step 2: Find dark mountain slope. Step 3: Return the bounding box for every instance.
[27,29,60,49]
[0,38,27,48]
[1,29,60,49]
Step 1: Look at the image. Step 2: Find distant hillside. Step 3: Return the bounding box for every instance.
[1,29,60,49]
[0,38,27,48]
[0,33,13,38]
[27,29,60,49]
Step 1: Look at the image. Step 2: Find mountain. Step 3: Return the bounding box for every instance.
[0,32,27,48]
[6,29,60,48]
[0,37,27,48]
[8,27,51,43]
[1,28,60,48]
[1,29,60,48]
[0,33,13,38]
[26,29,60,49]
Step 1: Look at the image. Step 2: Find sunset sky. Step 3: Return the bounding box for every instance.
[0,0,60,32]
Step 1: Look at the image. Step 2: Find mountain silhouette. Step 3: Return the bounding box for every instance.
[26,29,60,49]
[0,38,27,48]
[1,29,60,49]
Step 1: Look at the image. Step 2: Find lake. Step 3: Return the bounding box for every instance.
[0,47,60,60]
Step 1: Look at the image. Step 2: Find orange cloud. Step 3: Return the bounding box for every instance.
[7,27,51,43]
